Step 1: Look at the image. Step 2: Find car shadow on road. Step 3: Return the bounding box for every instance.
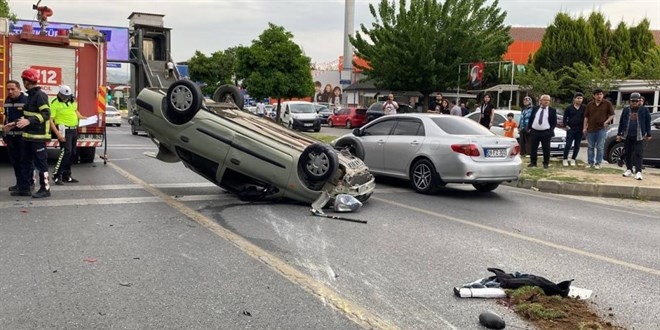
[373,176,509,200]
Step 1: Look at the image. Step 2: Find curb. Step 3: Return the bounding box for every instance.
[503,179,660,202]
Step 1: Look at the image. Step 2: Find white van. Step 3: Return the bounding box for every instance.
[280,101,321,132]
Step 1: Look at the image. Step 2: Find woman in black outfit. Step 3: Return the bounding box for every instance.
[479,94,495,128]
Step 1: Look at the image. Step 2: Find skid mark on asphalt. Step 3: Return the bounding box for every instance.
[374,197,660,277]
[107,162,400,330]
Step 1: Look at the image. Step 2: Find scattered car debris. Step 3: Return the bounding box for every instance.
[455,268,581,299]
[83,258,97,263]
[242,310,252,317]
[333,194,362,212]
[119,282,132,287]
[309,207,368,224]
[479,311,506,329]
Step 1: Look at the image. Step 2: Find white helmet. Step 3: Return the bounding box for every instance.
[59,85,72,96]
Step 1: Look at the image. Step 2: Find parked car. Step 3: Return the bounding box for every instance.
[279,101,321,132]
[128,108,147,135]
[327,106,367,129]
[331,114,521,194]
[365,102,416,123]
[105,105,122,127]
[314,103,332,124]
[465,109,568,156]
[605,113,660,166]
[135,80,375,205]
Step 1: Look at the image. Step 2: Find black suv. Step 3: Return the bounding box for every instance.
[365,102,416,123]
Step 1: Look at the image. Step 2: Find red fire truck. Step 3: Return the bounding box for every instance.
[0,21,108,163]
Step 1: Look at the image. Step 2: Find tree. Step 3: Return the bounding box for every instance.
[350,0,512,108]
[630,46,660,89]
[533,13,598,72]
[514,65,564,100]
[561,62,623,96]
[236,23,314,121]
[588,12,612,65]
[629,19,656,63]
[187,49,237,96]
[0,0,17,22]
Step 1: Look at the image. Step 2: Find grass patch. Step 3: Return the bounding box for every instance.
[304,133,337,144]
[500,286,624,330]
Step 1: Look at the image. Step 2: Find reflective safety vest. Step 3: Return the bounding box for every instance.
[50,97,79,127]
[22,86,51,141]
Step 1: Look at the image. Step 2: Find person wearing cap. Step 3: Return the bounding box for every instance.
[14,68,51,198]
[49,84,86,185]
[616,92,652,180]
[562,92,586,166]
[583,88,615,169]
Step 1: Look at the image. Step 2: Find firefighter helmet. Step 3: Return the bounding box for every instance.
[21,68,40,83]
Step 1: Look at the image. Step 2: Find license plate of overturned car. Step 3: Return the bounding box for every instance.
[486,148,507,158]
[135,80,375,209]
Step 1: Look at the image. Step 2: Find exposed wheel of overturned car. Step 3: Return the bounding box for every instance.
[212,85,244,110]
[333,137,365,160]
[164,80,203,125]
[299,143,338,182]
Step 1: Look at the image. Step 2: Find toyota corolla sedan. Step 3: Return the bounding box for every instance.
[135,80,375,206]
[332,114,522,194]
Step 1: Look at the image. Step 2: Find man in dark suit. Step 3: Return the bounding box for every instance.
[528,94,557,169]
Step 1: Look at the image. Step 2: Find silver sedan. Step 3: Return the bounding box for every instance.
[332,114,522,193]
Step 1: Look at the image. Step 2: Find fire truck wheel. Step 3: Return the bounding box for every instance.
[164,80,203,125]
[212,85,244,110]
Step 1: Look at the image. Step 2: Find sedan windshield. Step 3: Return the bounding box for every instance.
[290,103,316,114]
[432,117,494,135]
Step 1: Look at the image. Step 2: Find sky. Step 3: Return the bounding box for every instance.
[8,0,660,65]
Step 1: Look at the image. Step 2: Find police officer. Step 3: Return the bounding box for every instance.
[15,68,52,198]
[3,80,34,194]
[50,85,84,184]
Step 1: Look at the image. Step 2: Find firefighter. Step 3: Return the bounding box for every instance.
[15,68,52,198]
[50,85,85,184]
[3,80,34,194]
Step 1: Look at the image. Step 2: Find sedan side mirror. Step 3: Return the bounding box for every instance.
[352,128,361,136]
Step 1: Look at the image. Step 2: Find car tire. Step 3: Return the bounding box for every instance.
[410,158,442,194]
[314,127,321,132]
[299,143,338,182]
[607,142,625,164]
[333,137,365,160]
[212,85,244,110]
[328,119,334,127]
[346,120,352,129]
[164,80,203,125]
[473,183,500,192]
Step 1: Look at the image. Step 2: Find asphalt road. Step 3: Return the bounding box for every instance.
[1,118,659,329]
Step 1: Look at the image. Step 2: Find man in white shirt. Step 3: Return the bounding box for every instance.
[528,94,557,169]
[382,94,398,115]
[255,101,266,117]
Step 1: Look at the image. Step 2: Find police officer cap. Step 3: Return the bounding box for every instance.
[630,92,641,100]
[59,85,72,96]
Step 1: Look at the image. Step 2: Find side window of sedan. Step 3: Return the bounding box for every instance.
[363,120,396,136]
[392,119,424,136]
[493,114,506,126]
[467,113,480,122]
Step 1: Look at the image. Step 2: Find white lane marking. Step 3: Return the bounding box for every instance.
[0,194,234,209]
[374,197,660,277]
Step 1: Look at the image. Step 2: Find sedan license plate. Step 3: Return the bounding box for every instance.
[304,123,313,127]
[486,148,507,158]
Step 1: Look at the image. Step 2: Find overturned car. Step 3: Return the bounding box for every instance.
[135,80,375,206]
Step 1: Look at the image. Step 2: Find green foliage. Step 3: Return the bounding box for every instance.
[188,49,237,95]
[588,12,612,65]
[516,303,567,320]
[350,0,512,108]
[236,23,314,120]
[515,65,564,99]
[533,13,598,72]
[0,0,17,23]
[561,62,622,96]
[630,46,660,88]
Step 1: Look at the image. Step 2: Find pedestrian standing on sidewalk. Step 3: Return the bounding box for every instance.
[617,92,652,180]
[518,96,533,157]
[16,68,52,198]
[562,92,586,166]
[528,94,557,169]
[49,85,85,185]
[2,80,34,193]
[583,88,615,169]
[478,94,495,129]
